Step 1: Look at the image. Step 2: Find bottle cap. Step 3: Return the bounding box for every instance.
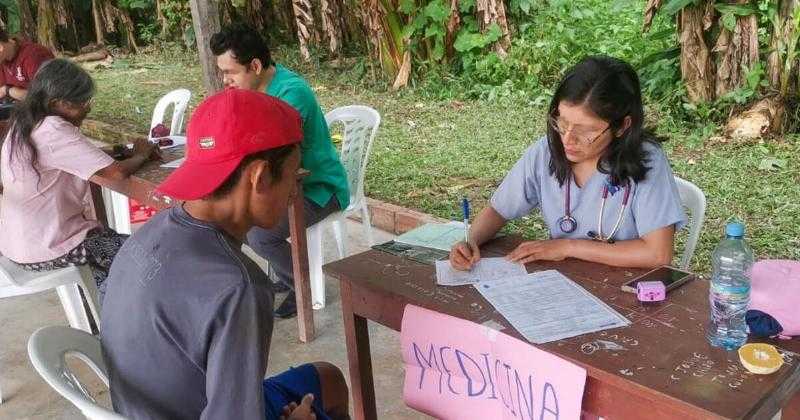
[726,222,745,237]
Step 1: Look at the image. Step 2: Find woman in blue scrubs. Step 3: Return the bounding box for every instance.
[450,56,687,270]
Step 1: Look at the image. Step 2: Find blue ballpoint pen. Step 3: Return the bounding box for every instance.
[461,198,470,243]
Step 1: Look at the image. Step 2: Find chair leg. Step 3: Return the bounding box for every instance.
[55,284,92,333]
[77,266,101,329]
[361,204,375,246]
[307,225,326,310]
[110,191,132,235]
[332,217,347,259]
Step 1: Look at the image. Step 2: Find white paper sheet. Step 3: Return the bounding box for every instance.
[475,270,630,344]
[434,257,527,286]
[160,157,185,169]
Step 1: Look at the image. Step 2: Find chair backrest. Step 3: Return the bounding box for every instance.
[28,326,127,420]
[325,105,381,212]
[675,177,706,270]
[149,89,191,138]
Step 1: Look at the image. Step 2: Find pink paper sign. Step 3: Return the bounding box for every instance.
[401,305,587,420]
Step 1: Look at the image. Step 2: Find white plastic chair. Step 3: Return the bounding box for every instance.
[148,88,191,140]
[0,259,99,404]
[28,326,127,420]
[675,177,706,270]
[106,88,192,235]
[307,105,381,309]
[0,259,98,332]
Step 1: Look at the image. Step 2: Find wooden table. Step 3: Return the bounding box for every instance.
[323,235,800,419]
[90,146,317,342]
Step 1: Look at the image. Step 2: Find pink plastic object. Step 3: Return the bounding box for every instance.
[749,260,800,338]
[637,281,666,302]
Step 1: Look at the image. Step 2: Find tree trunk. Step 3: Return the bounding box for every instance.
[17,0,37,40]
[360,0,406,85]
[244,0,267,31]
[189,0,224,94]
[219,0,236,26]
[102,2,139,53]
[678,1,715,102]
[156,0,169,38]
[713,1,759,98]
[270,0,297,42]
[337,0,362,47]
[642,0,661,33]
[766,0,800,96]
[291,0,316,61]
[321,0,343,56]
[476,0,511,57]
[57,0,82,52]
[445,0,460,60]
[37,0,59,51]
[92,0,106,45]
[117,7,140,53]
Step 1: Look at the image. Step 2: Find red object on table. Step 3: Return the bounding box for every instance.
[128,198,157,224]
[150,123,170,138]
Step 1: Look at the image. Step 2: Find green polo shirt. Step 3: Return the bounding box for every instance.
[266,64,350,210]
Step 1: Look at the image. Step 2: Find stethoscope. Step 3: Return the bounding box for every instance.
[556,176,631,243]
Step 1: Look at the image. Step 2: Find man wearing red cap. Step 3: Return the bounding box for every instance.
[211,25,351,318]
[100,89,349,420]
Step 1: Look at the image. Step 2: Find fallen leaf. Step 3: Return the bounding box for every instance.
[758,158,787,171]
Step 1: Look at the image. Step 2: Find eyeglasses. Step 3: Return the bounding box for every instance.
[548,116,610,145]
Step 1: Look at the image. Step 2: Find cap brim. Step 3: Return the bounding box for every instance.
[156,157,243,201]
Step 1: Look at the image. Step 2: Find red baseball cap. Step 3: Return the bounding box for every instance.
[157,89,302,200]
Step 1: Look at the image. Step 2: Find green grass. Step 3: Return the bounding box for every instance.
[87,15,800,275]
[89,53,204,134]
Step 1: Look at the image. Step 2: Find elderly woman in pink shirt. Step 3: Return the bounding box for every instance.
[0,59,157,300]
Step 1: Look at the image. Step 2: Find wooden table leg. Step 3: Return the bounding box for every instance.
[340,279,377,420]
[288,181,315,343]
[89,183,110,228]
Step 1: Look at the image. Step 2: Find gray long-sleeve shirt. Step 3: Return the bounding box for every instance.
[101,205,273,420]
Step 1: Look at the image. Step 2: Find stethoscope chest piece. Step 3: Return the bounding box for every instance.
[558,215,577,234]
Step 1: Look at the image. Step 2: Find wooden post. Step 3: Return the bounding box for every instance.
[189,0,224,94]
[288,179,315,342]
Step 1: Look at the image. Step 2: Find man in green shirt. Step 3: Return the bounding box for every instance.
[211,25,350,318]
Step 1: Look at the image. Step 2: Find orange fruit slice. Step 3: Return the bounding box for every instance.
[738,343,784,375]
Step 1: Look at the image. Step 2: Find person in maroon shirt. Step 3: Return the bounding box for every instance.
[0,29,54,101]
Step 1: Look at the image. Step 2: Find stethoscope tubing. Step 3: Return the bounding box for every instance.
[557,175,631,243]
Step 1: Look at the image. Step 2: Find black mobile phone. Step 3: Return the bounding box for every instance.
[621,265,695,293]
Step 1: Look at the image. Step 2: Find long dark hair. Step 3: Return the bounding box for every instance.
[6,58,94,174]
[546,56,661,187]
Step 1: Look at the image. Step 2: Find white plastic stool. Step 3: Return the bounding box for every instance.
[308,106,381,310]
[28,326,127,420]
[0,259,98,404]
